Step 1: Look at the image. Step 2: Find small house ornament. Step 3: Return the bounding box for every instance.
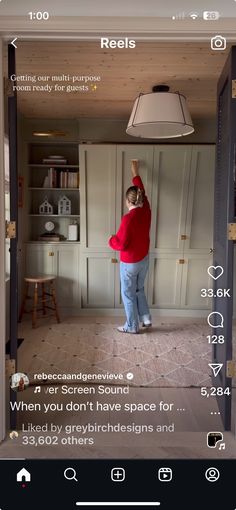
[58,195,71,215]
[39,196,53,215]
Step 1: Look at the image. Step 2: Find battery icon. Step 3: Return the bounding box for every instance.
[203,11,220,20]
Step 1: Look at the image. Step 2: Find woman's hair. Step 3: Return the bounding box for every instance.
[126,186,144,206]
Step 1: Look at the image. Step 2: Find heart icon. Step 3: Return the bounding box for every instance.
[207,265,224,280]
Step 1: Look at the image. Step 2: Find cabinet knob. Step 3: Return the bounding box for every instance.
[49,252,54,256]
[181,234,187,240]
[179,259,185,264]
[111,258,118,263]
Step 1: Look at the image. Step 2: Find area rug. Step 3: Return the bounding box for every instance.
[17,319,215,388]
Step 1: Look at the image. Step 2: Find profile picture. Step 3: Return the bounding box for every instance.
[10,372,29,392]
[9,430,19,440]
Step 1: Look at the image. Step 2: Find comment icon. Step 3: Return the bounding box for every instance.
[207,312,224,328]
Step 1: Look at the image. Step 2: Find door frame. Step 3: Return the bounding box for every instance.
[212,46,236,430]
[0,38,6,442]
[0,32,235,440]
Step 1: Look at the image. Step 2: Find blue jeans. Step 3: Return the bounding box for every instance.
[120,255,151,333]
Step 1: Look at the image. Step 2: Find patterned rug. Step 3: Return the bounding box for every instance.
[18,318,216,388]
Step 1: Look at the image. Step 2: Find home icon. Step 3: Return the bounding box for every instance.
[16,468,31,483]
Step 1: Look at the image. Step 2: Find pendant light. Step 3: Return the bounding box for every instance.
[126,85,194,139]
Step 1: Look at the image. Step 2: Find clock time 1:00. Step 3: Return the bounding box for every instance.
[28,11,50,21]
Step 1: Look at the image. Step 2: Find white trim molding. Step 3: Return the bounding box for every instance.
[0,16,236,42]
[61,308,210,318]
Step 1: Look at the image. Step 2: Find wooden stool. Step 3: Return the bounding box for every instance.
[19,276,60,328]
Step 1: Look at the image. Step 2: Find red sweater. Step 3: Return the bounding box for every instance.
[109,176,151,263]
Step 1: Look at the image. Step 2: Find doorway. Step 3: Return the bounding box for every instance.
[1,37,236,459]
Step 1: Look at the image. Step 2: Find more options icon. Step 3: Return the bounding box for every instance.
[158,467,172,482]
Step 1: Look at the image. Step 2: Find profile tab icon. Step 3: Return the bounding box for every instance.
[205,467,220,482]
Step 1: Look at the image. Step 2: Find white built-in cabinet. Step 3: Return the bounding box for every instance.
[25,143,215,313]
[80,144,215,311]
[148,145,214,310]
[24,142,81,311]
[79,144,154,308]
[25,243,80,308]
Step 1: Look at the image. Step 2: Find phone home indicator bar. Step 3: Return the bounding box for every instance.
[76,503,161,507]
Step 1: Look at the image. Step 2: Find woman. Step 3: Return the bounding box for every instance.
[109,160,151,333]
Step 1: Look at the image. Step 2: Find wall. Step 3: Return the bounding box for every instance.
[79,117,217,144]
[22,116,216,144]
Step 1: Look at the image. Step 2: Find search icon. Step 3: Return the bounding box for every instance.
[64,467,78,482]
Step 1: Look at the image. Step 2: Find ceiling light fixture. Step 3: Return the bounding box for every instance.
[126,85,194,139]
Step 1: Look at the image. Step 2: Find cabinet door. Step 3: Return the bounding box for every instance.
[182,145,215,309]
[116,145,153,222]
[79,145,116,307]
[181,255,213,309]
[79,145,116,250]
[81,253,115,308]
[147,254,182,308]
[25,244,56,276]
[185,145,215,251]
[115,145,153,307]
[55,245,80,308]
[151,146,192,252]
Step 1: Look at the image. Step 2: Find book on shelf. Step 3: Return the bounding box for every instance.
[38,234,61,242]
[49,167,57,188]
[68,172,79,188]
[47,168,79,188]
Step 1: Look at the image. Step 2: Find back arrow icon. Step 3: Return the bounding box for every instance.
[11,38,17,49]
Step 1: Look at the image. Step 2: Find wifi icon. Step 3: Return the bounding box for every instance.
[189,12,199,20]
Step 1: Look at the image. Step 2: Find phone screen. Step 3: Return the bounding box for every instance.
[0,1,236,509]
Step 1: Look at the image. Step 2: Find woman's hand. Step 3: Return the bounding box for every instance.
[131,159,139,177]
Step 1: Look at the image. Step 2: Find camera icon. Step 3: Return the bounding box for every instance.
[211,35,226,51]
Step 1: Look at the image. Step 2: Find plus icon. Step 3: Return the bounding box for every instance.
[111,467,125,482]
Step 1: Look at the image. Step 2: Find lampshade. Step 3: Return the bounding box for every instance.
[126,86,194,139]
